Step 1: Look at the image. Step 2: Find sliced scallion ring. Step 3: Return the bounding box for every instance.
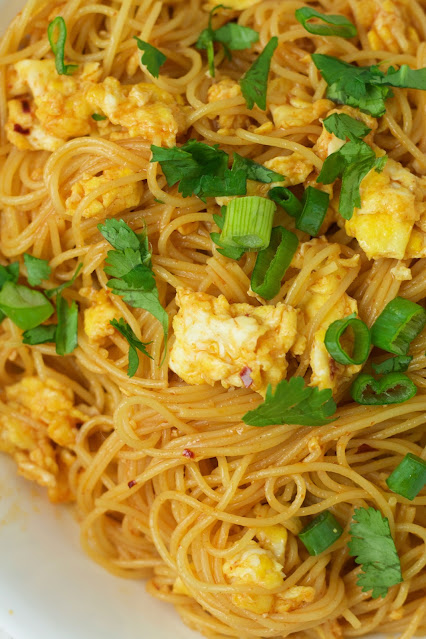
[371,297,426,355]
[268,187,302,218]
[298,511,343,556]
[350,372,417,405]
[297,186,330,236]
[251,226,298,299]
[325,312,370,365]
[220,196,276,250]
[386,453,426,501]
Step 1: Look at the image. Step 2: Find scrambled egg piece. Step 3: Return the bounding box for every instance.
[207,77,250,135]
[85,77,187,147]
[65,167,143,218]
[274,586,316,613]
[315,106,378,161]
[353,0,419,54]
[169,288,303,396]
[293,239,361,393]
[0,376,87,502]
[345,159,425,260]
[267,78,333,130]
[81,288,121,343]
[223,541,284,614]
[256,526,288,564]
[6,60,101,151]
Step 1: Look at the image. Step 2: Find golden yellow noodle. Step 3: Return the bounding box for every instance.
[0,0,425,638]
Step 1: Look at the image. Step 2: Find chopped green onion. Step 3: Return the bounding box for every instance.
[372,355,412,375]
[47,16,78,76]
[325,313,370,365]
[298,511,343,555]
[295,7,357,38]
[297,186,329,236]
[251,226,298,299]
[92,113,107,121]
[220,196,276,250]
[0,282,54,331]
[386,453,426,501]
[268,187,303,218]
[371,297,426,355]
[55,294,78,355]
[351,372,417,405]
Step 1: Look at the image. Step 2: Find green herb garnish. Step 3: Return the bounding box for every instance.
[22,324,57,345]
[348,507,403,598]
[243,376,337,427]
[0,282,54,331]
[111,317,153,377]
[92,113,107,121]
[295,7,357,38]
[24,254,51,287]
[56,294,78,355]
[240,36,278,110]
[134,37,167,78]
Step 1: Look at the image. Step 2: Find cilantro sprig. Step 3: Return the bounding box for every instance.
[240,36,278,110]
[151,141,284,200]
[295,7,357,38]
[348,507,402,599]
[134,37,167,78]
[317,113,387,220]
[196,5,259,77]
[98,219,168,355]
[242,377,337,427]
[312,54,426,117]
[111,317,152,377]
[24,254,51,287]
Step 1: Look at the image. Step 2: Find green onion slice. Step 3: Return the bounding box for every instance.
[295,7,357,38]
[0,282,54,331]
[325,312,370,365]
[251,226,298,299]
[372,355,412,375]
[220,196,276,250]
[350,372,417,405]
[386,453,426,501]
[47,16,78,76]
[297,186,329,236]
[298,511,343,555]
[268,187,303,218]
[371,297,426,355]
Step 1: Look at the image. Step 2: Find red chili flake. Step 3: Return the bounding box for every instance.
[13,123,30,135]
[356,443,376,454]
[128,479,137,488]
[240,366,253,388]
[21,100,31,113]
[182,448,194,459]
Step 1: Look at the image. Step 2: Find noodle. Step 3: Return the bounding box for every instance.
[0,0,425,638]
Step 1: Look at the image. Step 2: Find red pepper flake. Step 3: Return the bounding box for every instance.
[128,479,137,488]
[182,448,194,459]
[21,100,31,113]
[13,123,30,135]
[240,366,253,388]
[356,443,376,454]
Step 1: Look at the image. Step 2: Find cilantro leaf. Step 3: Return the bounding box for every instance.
[151,140,228,199]
[24,254,51,287]
[311,54,426,117]
[98,219,169,354]
[348,507,403,599]
[242,377,337,427]
[0,282,54,331]
[198,169,247,198]
[322,113,371,141]
[134,37,166,78]
[232,153,285,183]
[56,294,78,355]
[0,262,19,289]
[196,5,259,77]
[240,36,278,110]
[372,355,412,375]
[22,324,57,345]
[295,7,357,38]
[111,317,152,377]
[45,263,82,298]
[317,139,387,219]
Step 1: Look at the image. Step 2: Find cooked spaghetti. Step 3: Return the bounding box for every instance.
[0,0,426,637]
